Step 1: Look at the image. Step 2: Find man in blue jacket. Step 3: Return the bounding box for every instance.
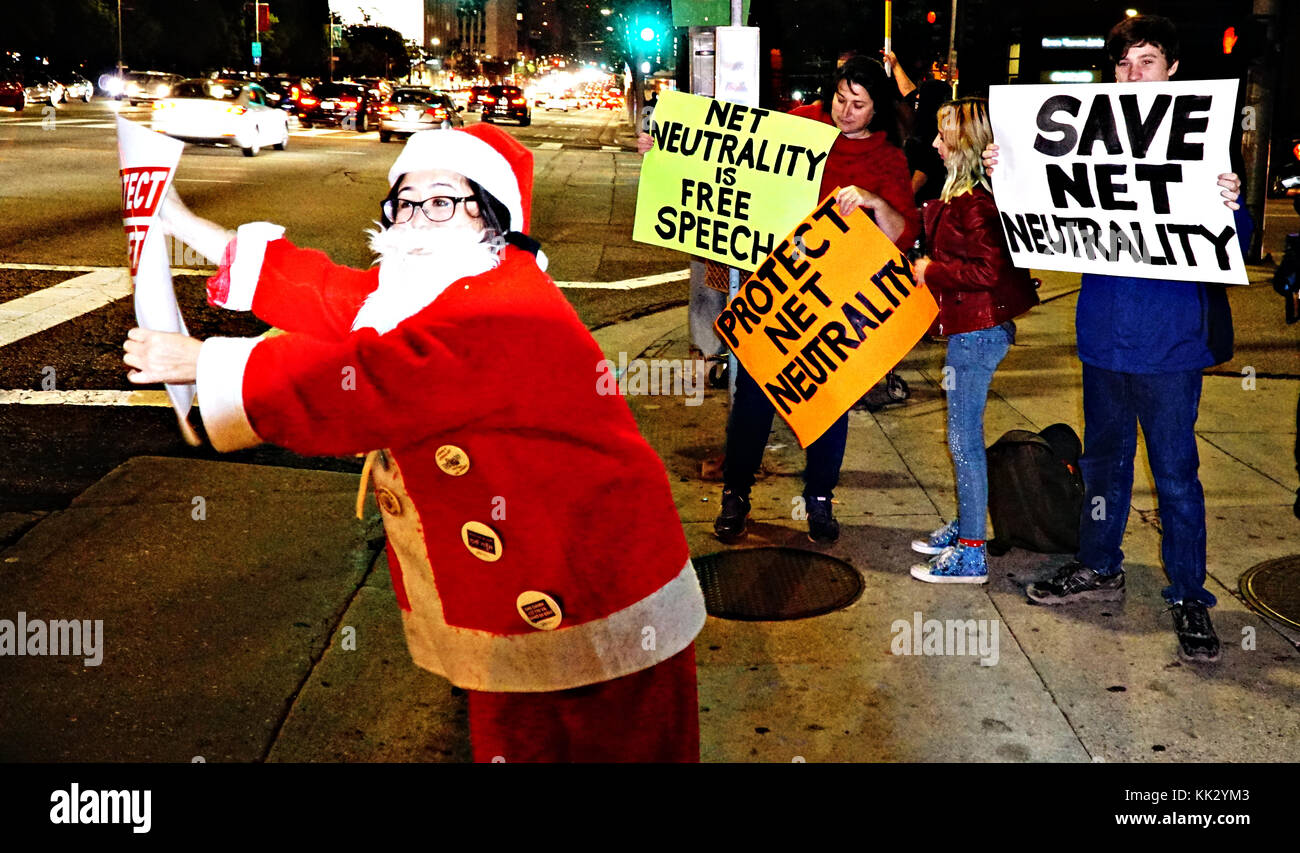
[1019,15,1251,663]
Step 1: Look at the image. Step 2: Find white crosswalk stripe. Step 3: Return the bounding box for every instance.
[0,389,172,406]
[0,268,132,348]
[0,262,689,404]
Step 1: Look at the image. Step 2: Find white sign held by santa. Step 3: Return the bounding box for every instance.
[115,117,199,445]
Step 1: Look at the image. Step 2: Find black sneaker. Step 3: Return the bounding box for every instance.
[1026,560,1125,604]
[713,489,750,543]
[806,496,840,544]
[1171,601,1222,663]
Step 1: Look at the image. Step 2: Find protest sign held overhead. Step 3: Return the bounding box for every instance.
[634,90,839,271]
[116,117,200,445]
[989,80,1247,285]
[715,190,938,447]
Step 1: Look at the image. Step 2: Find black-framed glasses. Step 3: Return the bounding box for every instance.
[383,195,481,224]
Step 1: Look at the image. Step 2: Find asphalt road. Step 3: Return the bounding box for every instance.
[0,98,688,515]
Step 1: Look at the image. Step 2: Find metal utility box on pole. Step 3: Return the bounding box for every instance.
[689,27,716,96]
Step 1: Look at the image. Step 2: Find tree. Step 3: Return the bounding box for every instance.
[338,24,411,78]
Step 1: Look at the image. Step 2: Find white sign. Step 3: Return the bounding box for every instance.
[715,26,760,107]
[1041,36,1105,49]
[989,79,1247,285]
[116,117,200,444]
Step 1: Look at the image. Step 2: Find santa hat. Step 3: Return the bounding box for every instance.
[386,123,533,233]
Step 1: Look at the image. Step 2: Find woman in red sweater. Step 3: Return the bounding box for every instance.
[714,57,920,544]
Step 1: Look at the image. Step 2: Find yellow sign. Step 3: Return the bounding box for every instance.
[633,90,839,271]
[715,191,939,447]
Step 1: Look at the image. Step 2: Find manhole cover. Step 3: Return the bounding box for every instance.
[693,547,863,621]
[1240,556,1300,630]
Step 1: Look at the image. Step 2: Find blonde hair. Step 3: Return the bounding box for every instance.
[936,97,993,203]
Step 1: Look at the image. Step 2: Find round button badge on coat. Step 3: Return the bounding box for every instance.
[516,591,562,630]
[436,445,470,476]
[461,521,503,562]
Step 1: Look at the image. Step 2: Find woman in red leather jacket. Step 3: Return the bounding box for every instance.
[908,97,1039,583]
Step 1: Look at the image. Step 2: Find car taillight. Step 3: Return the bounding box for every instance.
[226,105,247,115]
[381,104,398,114]
[482,95,496,103]
[1294,142,1300,161]
[339,97,358,106]
[510,98,524,105]
[426,107,446,119]
[300,96,318,107]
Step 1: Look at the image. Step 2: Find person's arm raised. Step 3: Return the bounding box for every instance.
[157,188,235,266]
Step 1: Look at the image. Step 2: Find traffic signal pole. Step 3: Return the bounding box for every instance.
[945,0,958,95]
[1243,0,1278,261]
[726,0,744,399]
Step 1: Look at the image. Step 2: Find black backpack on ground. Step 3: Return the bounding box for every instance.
[985,423,1085,556]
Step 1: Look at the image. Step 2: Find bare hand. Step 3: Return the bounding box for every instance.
[123,328,202,385]
[637,132,653,155]
[836,185,878,217]
[912,256,931,283]
[1217,172,1242,211]
[982,143,999,175]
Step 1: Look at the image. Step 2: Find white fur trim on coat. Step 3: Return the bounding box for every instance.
[223,222,286,312]
[375,454,707,692]
[196,337,263,452]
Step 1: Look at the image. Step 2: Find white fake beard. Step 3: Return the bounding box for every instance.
[352,223,501,334]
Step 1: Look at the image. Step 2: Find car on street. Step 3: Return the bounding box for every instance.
[481,84,530,126]
[1270,138,1300,198]
[296,81,378,131]
[354,77,394,102]
[151,78,290,157]
[0,70,25,110]
[466,85,489,112]
[537,91,580,111]
[121,70,183,105]
[56,71,94,102]
[378,88,464,142]
[259,76,313,114]
[21,70,65,106]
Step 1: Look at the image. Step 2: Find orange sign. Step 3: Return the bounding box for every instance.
[714,191,938,447]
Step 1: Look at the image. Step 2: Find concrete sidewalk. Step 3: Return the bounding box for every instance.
[0,269,1297,763]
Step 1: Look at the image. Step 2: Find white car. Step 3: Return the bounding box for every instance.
[537,92,580,111]
[152,79,290,157]
[121,70,183,104]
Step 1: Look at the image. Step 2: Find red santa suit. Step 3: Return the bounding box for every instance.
[193,123,707,762]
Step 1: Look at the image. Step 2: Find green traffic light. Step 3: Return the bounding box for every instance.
[640,26,656,41]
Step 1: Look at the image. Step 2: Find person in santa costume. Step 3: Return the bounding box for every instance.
[122,122,708,762]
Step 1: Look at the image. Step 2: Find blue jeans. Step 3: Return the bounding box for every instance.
[1076,364,1214,607]
[722,362,849,500]
[946,324,1013,540]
